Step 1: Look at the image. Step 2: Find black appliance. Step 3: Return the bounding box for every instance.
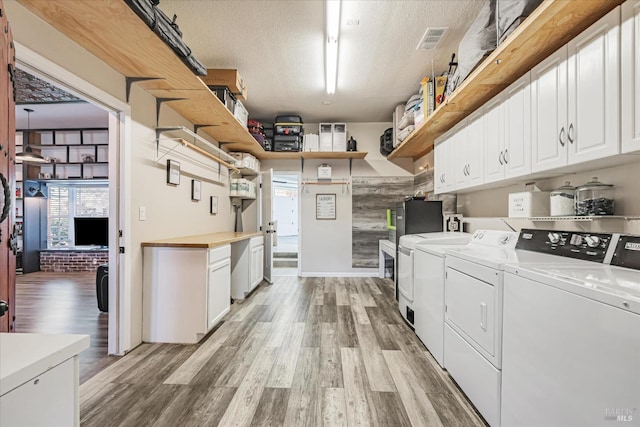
[74,217,109,247]
[273,135,301,152]
[96,263,109,312]
[395,198,443,295]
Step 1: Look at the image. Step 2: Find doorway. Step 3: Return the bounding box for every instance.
[10,42,130,364]
[272,173,300,276]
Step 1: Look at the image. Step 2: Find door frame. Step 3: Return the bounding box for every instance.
[15,43,131,355]
[272,171,302,276]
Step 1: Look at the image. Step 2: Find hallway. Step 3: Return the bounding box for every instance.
[79,276,485,426]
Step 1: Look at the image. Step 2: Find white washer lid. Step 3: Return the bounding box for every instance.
[507,264,640,315]
[400,232,471,250]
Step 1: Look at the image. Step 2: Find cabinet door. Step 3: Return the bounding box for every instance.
[250,246,260,289]
[465,112,484,187]
[483,95,505,184]
[567,7,620,164]
[531,46,568,172]
[622,1,640,153]
[453,125,468,189]
[434,138,448,194]
[208,258,231,330]
[255,245,264,286]
[503,73,532,179]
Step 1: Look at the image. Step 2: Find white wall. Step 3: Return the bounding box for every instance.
[7,2,236,351]
[263,122,416,276]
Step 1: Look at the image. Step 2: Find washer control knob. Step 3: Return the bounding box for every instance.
[548,232,561,244]
[585,235,601,248]
[570,234,583,246]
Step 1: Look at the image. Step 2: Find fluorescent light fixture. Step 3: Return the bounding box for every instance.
[325,0,341,94]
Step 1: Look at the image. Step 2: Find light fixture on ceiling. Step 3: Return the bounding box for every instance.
[16,108,49,164]
[28,185,46,198]
[325,0,341,95]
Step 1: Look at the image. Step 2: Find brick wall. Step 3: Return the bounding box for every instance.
[40,251,108,272]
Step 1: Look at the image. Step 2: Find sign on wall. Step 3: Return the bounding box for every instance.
[316,193,336,220]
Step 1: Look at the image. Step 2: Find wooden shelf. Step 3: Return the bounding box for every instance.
[388,0,624,160]
[18,0,264,156]
[259,151,367,160]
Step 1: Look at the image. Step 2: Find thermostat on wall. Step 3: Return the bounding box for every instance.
[318,164,332,180]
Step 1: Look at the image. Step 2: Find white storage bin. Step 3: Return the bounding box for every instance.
[508,190,550,217]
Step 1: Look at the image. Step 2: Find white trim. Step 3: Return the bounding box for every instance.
[300,271,378,278]
[15,43,131,356]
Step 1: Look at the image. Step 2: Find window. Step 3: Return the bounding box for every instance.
[47,184,109,247]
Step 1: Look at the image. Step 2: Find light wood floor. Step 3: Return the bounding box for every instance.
[80,276,486,426]
[14,272,115,383]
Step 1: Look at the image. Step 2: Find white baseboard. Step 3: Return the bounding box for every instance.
[300,271,378,278]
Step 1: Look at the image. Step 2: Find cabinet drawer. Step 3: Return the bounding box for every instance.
[250,236,264,248]
[209,244,231,263]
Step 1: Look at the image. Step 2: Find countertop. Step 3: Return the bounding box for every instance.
[141,231,263,248]
[0,333,90,395]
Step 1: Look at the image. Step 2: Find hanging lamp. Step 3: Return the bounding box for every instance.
[16,108,49,164]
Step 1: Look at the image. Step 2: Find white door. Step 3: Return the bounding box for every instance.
[260,169,274,283]
[434,139,447,194]
[531,46,568,172]
[622,1,640,154]
[483,95,505,184]
[503,73,532,179]
[567,7,620,164]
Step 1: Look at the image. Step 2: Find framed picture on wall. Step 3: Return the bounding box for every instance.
[191,179,202,201]
[316,193,336,220]
[166,159,180,185]
[210,196,218,215]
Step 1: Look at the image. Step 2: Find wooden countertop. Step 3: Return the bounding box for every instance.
[141,232,263,249]
[0,333,90,395]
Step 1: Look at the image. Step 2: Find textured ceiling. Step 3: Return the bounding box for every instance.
[15,68,82,104]
[160,0,486,123]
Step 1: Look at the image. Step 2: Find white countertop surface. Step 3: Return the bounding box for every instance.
[0,333,90,395]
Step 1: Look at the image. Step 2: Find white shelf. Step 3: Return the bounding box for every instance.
[507,216,640,222]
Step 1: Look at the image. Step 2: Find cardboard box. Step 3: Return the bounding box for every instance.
[203,69,247,100]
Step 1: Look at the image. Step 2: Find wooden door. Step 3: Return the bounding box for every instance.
[0,0,16,333]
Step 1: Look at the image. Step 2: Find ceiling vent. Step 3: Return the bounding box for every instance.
[416,27,448,50]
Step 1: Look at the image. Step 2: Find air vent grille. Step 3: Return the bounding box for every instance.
[416,27,448,50]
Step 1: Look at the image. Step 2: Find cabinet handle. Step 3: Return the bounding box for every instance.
[559,126,566,147]
[568,123,575,144]
[499,151,504,165]
[467,164,471,176]
[504,149,509,164]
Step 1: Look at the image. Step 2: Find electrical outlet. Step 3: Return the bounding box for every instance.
[139,206,146,221]
[92,258,97,265]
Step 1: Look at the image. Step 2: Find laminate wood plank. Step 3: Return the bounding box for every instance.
[322,290,338,322]
[371,391,413,427]
[112,344,196,386]
[336,305,359,348]
[371,293,403,324]
[302,321,322,347]
[81,383,140,427]
[355,280,377,307]
[189,345,239,387]
[354,322,396,392]
[340,347,377,426]
[258,303,281,322]
[388,324,448,393]
[180,386,238,427]
[283,346,321,427]
[365,277,384,295]
[266,322,306,388]
[428,392,486,427]
[218,346,278,427]
[312,279,325,305]
[307,303,323,325]
[152,385,205,427]
[422,350,487,426]
[321,388,347,427]
[216,322,271,387]
[319,322,343,388]
[349,293,371,324]
[164,320,239,385]
[365,307,401,351]
[250,387,291,427]
[382,350,444,427]
[224,306,269,347]
[335,280,350,306]
[323,278,335,294]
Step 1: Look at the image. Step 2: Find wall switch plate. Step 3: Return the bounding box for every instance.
[139,206,146,221]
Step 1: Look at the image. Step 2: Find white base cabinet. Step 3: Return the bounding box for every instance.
[143,245,231,344]
[231,236,264,300]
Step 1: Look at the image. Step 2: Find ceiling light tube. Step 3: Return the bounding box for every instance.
[325,0,341,95]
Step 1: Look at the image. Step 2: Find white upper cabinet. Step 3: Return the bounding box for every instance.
[503,73,532,178]
[484,73,531,184]
[461,111,485,188]
[622,0,640,153]
[531,46,569,172]
[434,130,455,194]
[567,6,620,163]
[532,7,620,172]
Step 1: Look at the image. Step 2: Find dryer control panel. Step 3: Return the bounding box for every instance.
[516,229,613,263]
[611,235,640,270]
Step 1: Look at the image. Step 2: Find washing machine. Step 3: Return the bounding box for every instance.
[442,229,615,427]
[501,234,639,427]
[397,232,470,326]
